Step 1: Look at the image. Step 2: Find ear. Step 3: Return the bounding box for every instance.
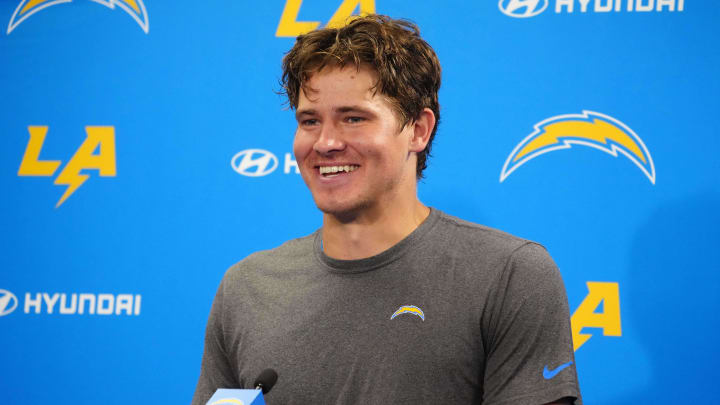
[408,108,435,153]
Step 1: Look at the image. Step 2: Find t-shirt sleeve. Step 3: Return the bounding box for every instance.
[191,279,240,405]
[481,242,582,405]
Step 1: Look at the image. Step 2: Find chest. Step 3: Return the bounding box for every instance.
[227,266,487,404]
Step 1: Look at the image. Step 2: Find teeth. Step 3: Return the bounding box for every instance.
[319,165,358,175]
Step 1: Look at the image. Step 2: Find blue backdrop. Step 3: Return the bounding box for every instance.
[1,0,718,403]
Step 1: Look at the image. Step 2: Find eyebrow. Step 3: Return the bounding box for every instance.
[296,105,371,120]
[335,105,370,114]
[295,109,316,120]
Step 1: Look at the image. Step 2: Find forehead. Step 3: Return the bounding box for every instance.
[298,64,380,106]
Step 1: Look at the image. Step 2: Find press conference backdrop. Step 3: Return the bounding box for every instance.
[1,0,718,403]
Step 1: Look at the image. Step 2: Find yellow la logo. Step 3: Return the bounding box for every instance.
[18,126,117,208]
[276,0,376,37]
[571,281,622,351]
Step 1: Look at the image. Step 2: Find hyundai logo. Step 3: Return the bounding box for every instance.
[0,289,18,316]
[498,0,548,18]
[231,149,279,177]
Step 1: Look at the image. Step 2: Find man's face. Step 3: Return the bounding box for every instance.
[293,64,418,217]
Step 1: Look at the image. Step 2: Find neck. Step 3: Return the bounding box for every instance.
[321,197,430,260]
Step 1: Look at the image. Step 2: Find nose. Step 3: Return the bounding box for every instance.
[313,122,345,155]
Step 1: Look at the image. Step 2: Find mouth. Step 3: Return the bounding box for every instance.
[317,165,359,178]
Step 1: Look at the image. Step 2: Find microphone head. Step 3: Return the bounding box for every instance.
[254,368,278,394]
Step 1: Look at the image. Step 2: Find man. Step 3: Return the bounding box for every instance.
[193,15,581,404]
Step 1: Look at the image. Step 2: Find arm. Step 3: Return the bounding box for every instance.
[545,398,575,405]
[191,279,240,405]
[481,243,582,405]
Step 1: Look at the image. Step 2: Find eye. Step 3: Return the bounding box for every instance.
[345,116,365,124]
[301,119,319,126]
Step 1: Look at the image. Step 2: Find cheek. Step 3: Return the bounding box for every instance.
[292,131,311,162]
[366,128,411,163]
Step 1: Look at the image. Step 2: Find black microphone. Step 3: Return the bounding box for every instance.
[253,368,279,394]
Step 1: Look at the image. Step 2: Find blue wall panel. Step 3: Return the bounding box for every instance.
[1,1,717,403]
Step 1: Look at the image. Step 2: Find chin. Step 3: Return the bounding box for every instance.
[314,196,370,220]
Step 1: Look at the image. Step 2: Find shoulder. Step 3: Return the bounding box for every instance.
[222,232,318,285]
[433,209,544,256]
[429,209,558,282]
[242,232,317,264]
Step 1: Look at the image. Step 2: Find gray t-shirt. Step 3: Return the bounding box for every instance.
[192,209,581,404]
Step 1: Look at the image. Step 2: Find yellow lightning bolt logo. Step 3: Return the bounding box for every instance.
[390,305,425,321]
[500,111,655,184]
[18,126,117,208]
[7,0,149,34]
[53,126,116,207]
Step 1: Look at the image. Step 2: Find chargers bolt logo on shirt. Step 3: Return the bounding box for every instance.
[7,0,149,34]
[391,305,425,321]
[499,0,548,18]
[500,111,655,184]
[0,290,19,316]
[18,126,117,208]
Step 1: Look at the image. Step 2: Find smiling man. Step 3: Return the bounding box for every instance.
[292,62,434,259]
[192,15,581,405]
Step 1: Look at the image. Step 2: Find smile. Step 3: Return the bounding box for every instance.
[318,165,359,176]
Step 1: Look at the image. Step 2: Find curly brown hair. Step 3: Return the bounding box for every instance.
[280,14,442,179]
